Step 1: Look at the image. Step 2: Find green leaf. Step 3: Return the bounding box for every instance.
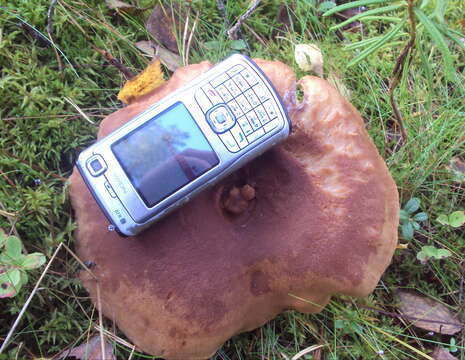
[0,232,7,248]
[5,236,22,260]
[21,253,46,270]
[437,214,450,225]
[448,211,465,228]
[401,222,414,240]
[19,271,29,287]
[412,221,420,231]
[230,40,247,51]
[204,41,221,51]
[413,212,428,222]
[415,8,456,82]
[335,319,345,329]
[318,1,337,13]
[441,27,465,53]
[348,21,404,67]
[404,198,421,214]
[436,248,452,259]
[399,209,409,222]
[322,0,390,17]
[417,245,451,263]
[0,269,22,298]
[330,4,403,31]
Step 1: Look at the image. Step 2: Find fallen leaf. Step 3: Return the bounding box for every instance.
[431,347,458,360]
[117,59,165,105]
[105,0,144,15]
[294,44,324,77]
[135,41,182,72]
[396,243,408,249]
[146,4,186,54]
[57,335,115,360]
[397,291,464,335]
[448,157,465,183]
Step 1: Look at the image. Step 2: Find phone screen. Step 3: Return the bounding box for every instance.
[112,102,219,208]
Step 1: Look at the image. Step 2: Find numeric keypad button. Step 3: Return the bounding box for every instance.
[237,116,253,135]
[224,79,241,97]
[252,84,269,102]
[246,111,261,130]
[255,105,269,125]
[241,69,258,86]
[232,74,249,92]
[227,99,243,118]
[263,100,278,119]
[236,94,252,113]
[216,84,233,102]
[244,89,260,108]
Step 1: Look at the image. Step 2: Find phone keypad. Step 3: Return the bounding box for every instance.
[216,84,233,103]
[194,63,282,153]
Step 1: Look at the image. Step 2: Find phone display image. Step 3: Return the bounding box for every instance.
[76,54,291,236]
[112,102,219,207]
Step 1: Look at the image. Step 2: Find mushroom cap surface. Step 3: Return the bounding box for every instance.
[69,59,399,359]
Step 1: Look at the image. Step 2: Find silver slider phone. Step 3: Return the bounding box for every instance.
[76,54,291,236]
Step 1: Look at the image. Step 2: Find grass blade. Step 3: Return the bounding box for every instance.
[439,27,465,53]
[414,8,456,82]
[330,4,403,30]
[433,0,447,23]
[322,0,392,17]
[347,21,404,67]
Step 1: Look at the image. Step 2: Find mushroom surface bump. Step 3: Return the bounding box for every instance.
[69,59,399,359]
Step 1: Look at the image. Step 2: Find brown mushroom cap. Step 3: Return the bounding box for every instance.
[69,59,399,359]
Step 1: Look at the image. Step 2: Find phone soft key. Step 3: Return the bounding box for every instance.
[76,54,291,236]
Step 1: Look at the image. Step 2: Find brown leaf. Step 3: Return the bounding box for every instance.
[146,4,183,54]
[117,59,165,104]
[448,157,465,183]
[57,335,115,360]
[397,291,464,335]
[431,347,458,360]
[105,0,144,14]
[135,40,182,72]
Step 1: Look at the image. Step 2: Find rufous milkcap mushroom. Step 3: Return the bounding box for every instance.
[69,59,399,359]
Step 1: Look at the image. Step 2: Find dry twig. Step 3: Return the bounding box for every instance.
[227,0,261,40]
[47,0,64,71]
[92,46,134,80]
[388,0,416,144]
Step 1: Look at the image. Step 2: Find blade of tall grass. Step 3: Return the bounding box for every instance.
[414,8,456,82]
[347,21,404,67]
[330,4,404,30]
[323,0,393,17]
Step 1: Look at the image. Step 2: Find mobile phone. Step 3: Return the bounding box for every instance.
[76,54,291,236]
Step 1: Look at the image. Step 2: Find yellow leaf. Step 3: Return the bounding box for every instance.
[117,59,165,104]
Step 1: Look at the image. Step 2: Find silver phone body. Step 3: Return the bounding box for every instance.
[76,54,291,236]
